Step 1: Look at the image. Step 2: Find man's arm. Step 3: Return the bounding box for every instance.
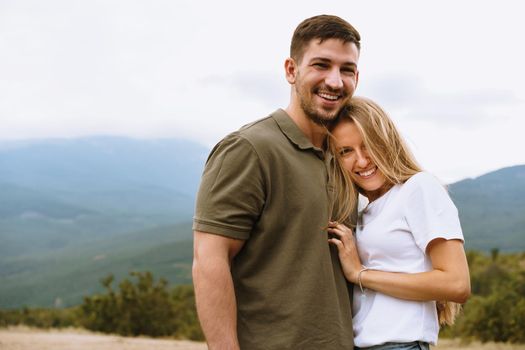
[192,230,245,350]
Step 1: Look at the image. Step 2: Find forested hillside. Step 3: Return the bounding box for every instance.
[449,165,525,251]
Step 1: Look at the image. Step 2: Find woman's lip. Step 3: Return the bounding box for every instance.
[356,167,377,178]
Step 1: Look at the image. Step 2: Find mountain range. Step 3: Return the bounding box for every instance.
[448,165,525,252]
[0,136,523,308]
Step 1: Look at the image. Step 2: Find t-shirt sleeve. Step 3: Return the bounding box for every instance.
[403,172,464,252]
[192,132,265,240]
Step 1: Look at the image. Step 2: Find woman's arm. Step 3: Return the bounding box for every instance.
[328,222,471,303]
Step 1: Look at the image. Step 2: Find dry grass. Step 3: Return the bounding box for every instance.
[1,327,525,350]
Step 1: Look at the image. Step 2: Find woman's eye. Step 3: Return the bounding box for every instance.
[339,148,353,157]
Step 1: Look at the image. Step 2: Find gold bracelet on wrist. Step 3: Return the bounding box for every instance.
[357,266,369,295]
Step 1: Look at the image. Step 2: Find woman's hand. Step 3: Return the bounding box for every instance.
[327,221,363,283]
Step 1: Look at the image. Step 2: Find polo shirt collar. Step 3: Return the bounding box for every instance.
[272,109,325,153]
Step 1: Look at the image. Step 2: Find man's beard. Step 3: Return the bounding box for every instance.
[296,84,346,126]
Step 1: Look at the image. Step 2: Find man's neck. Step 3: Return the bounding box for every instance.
[285,105,328,149]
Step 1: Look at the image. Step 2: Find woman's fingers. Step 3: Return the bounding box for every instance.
[328,238,343,249]
[328,221,353,233]
[327,222,353,243]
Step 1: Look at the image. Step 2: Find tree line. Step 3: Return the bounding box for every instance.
[1,250,524,343]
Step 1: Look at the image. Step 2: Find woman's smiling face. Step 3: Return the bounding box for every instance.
[332,120,388,202]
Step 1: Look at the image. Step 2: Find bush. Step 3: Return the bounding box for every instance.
[79,271,203,340]
[0,307,79,328]
[447,252,525,343]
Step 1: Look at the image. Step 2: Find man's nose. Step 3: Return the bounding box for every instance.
[325,69,343,90]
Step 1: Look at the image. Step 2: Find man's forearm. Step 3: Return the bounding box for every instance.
[193,258,240,350]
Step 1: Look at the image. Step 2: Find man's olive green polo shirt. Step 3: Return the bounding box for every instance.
[193,109,353,349]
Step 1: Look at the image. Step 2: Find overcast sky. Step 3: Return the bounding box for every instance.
[1,0,524,182]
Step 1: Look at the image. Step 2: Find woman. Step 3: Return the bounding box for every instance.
[327,97,471,350]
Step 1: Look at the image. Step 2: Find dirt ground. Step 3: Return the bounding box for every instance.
[1,327,524,350]
[432,339,525,350]
[0,327,207,350]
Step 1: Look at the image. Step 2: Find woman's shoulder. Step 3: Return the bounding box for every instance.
[401,171,447,196]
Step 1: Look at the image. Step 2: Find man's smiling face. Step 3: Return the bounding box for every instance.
[292,38,359,125]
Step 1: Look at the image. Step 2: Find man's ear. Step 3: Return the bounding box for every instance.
[284,58,297,84]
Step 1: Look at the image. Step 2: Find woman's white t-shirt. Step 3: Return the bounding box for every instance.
[352,172,464,347]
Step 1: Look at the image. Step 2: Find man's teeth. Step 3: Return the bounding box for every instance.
[318,92,339,101]
[359,168,376,177]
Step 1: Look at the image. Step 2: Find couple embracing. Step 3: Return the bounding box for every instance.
[192,14,470,350]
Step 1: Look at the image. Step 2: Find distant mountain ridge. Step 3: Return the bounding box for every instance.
[449,164,525,252]
[0,136,208,196]
[0,136,523,308]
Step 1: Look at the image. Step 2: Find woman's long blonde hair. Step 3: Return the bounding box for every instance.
[329,96,461,326]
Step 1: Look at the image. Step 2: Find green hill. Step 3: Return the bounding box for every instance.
[449,165,525,252]
[0,137,205,308]
[0,222,193,308]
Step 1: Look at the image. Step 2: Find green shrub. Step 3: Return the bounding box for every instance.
[79,271,203,340]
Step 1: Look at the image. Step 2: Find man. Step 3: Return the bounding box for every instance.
[192,15,361,349]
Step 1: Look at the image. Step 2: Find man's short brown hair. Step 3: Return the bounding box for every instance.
[290,15,361,63]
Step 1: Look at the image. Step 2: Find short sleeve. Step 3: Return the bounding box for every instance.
[192,133,265,240]
[403,172,464,252]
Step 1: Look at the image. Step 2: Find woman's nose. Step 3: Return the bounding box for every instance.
[356,150,369,167]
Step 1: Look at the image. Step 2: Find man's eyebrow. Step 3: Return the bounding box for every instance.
[309,57,357,67]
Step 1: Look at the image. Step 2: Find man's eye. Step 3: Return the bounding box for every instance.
[313,63,328,69]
